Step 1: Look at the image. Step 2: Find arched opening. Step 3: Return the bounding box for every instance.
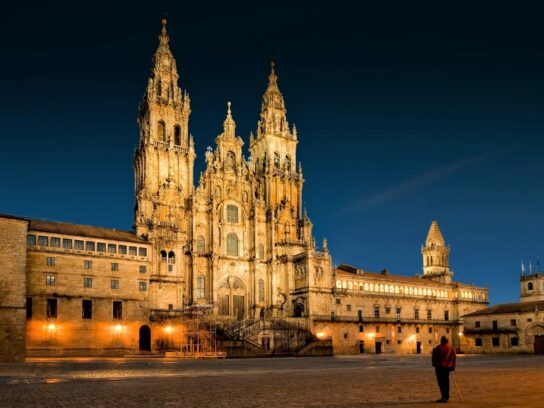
[157,121,166,141]
[139,325,151,352]
[285,155,291,171]
[528,282,534,291]
[217,276,246,321]
[160,250,167,261]
[197,275,206,299]
[168,251,175,264]
[226,233,239,257]
[174,125,181,145]
[294,303,304,318]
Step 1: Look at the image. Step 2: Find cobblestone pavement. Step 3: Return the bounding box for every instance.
[0,355,543,407]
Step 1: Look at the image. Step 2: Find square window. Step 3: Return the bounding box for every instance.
[83,277,93,288]
[27,235,36,245]
[86,241,95,251]
[108,244,117,254]
[528,318,533,322]
[492,337,500,347]
[118,245,127,255]
[475,338,482,347]
[475,321,480,328]
[347,304,352,311]
[139,265,147,273]
[374,307,380,318]
[111,279,119,289]
[129,246,137,256]
[46,275,56,286]
[511,337,519,347]
[50,237,61,248]
[397,326,402,333]
[139,247,147,257]
[510,319,516,326]
[397,340,402,345]
[75,240,84,250]
[139,281,147,291]
[427,309,432,320]
[82,299,92,319]
[84,260,92,269]
[38,236,49,246]
[97,242,106,252]
[336,298,341,305]
[111,263,119,272]
[46,257,55,266]
[416,327,420,333]
[385,306,391,314]
[414,309,420,319]
[62,239,72,249]
[428,327,433,334]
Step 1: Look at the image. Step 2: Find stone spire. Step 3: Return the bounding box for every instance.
[223,101,236,138]
[257,62,292,138]
[144,18,185,108]
[421,220,452,283]
[426,220,445,247]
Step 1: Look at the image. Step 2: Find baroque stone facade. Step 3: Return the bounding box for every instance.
[0,20,491,360]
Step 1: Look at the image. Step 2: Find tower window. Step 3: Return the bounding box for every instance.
[196,236,205,253]
[285,155,291,171]
[226,205,239,223]
[528,282,534,291]
[197,275,206,299]
[258,279,265,302]
[227,233,239,257]
[174,125,181,145]
[274,152,280,168]
[157,121,166,141]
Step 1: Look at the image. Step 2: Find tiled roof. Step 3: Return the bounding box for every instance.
[0,214,146,244]
[335,264,484,289]
[463,300,544,317]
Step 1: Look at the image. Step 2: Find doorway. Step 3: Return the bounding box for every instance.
[139,325,151,352]
[417,341,422,354]
[375,341,382,354]
[535,335,544,354]
[294,303,304,318]
[359,340,365,353]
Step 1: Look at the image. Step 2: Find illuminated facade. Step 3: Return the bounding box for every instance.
[0,20,489,361]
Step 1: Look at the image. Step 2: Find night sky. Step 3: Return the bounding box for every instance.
[2,1,544,304]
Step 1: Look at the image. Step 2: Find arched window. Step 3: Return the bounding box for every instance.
[257,244,264,259]
[160,250,167,261]
[174,125,181,145]
[156,80,162,97]
[528,282,534,291]
[285,155,291,171]
[168,251,175,264]
[258,279,265,302]
[274,152,280,168]
[226,205,239,223]
[197,275,205,299]
[196,236,205,253]
[227,233,238,257]
[157,121,166,141]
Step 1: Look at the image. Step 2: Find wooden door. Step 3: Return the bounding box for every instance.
[534,335,544,354]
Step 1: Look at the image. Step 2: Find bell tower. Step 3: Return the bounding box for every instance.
[249,63,307,245]
[134,18,195,240]
[133,19,195,312]
[421,221,453,283]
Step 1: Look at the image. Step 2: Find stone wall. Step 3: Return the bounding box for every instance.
[0,216,28,362]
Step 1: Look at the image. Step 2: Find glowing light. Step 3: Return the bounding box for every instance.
[316,331,328,340]
[367,332,375,339]
[458,332,464,336]
[113,324,123,334]
[408,334,417,342]
[164,326,173,334]
[47,323,56,332]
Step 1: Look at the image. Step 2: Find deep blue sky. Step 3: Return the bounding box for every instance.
[1,1,543,305]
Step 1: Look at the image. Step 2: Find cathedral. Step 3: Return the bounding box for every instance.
[0,20,489,361]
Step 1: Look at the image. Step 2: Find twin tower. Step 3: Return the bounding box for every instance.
[132,19,321,318]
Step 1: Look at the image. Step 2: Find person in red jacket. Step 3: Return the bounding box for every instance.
[432,336,457,403]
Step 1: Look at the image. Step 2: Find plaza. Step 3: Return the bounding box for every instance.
[0,355,542,407]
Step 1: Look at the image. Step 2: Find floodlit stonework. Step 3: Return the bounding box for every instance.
[0,20,490,360]
[462,272,544,353]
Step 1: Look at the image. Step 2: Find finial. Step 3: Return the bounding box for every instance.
[268,61,277,85]
[227,101,232,116]
[159,17,169,46]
